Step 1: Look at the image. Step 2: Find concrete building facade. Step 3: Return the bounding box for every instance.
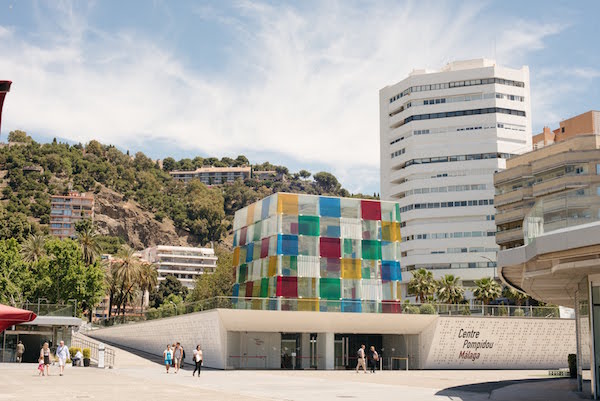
[170,166,251,185]
[49,191,94,238]
[379,59,531,296]
[141,245,218,289]
[495,112,600,250]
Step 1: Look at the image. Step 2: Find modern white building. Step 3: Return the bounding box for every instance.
[140,245,218,289]
[379,59,532,297]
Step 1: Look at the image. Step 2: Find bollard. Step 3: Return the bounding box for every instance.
[98,343,105,369]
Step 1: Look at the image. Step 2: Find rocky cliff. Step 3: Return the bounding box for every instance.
[94,186,198,249]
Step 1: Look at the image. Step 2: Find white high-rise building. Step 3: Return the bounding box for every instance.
[379,59,531,298]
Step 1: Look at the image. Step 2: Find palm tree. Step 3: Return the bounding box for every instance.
[473,277,502,305]
[502,286,529,306]
[436,274,465,304]
[407,268,437,303]
[138,262,158,315]
[113,246,141,315]
[77,225,102,265]
[21,234,46,263]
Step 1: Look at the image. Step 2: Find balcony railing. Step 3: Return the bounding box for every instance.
[96,296,562,327]
[524,186,600,245]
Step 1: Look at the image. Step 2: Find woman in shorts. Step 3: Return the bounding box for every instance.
[163,344,173,373]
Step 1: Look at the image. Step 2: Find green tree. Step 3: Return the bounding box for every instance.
[21,234,47,264]
[138,261,158,314]
[76,224,102,265]
[407,268,437,303]
[151,275,188,308]
[313,171,340,193]
[0,239,33,306]
[502,286,529,306]
[162,157,177,172]
[436,274,464,304]
[473,277,502,305]
[298,170,311,180]
[188,246,234,301]
[8,130,30,143]
[112,246,141,315]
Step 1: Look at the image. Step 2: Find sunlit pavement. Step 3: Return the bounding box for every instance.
[0,346,588,401]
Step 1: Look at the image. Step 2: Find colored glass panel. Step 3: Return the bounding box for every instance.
[319,278,341,300]
[233,247,240,267]
[240,226,247,246]
[268,256,278,277]
[238,264,247,283]
[299,236,319,256]
[341,259,361,279]
[246,225,254,244]
[253,242,261,262]
[281,214,299,235]
[246,242,254,263]
[362,240,381,260]
[320,258,341,278]
[298,215,320,236]
[381,221,401,242]
[277,276,298,298]
[297,255,320,277]
[278,193,299,215]
[381,261,401,281]
[320,237,341,258]
[246,203,255,227]
[382,300,402,313]
[381,241,398,260]
[262,215,278,238]
[361,200,381,221]
[277,234,299,256]
[342,280,361,299]
[340,218,362,239]
[362,220,380,240]
[298,298,319,312]
[342,238,361,259]
[342,298,362,313]
[252,279,261,297]
[319,197,341,218]
[268,276,277,297]
[253,221,262,241]
[261,237,270,258]
[340,198,360,218]
[233,231,238,247]
[320,217,341,238]
[361,260,380,279]
[261,196,271,220]
[281,256,298,276]
[245,281,253,298]
[298,194,319,215]
[232,283,239,297]
[298,277,318,298]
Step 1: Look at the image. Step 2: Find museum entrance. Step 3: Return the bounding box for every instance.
[334,333,382,369]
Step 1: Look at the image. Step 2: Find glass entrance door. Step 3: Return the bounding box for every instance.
[2,333,17,363]
[334,335,349,369]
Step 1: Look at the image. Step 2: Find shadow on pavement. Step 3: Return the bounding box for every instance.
[436,378,590,400]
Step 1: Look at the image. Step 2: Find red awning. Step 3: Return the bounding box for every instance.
[0,304,37,333]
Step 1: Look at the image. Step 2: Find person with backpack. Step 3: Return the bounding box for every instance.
[355,344,367,373]
[368,346,379,373]
[173,342,183,373]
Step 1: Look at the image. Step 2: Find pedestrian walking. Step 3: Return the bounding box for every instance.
[171,343,176,367]
[173,342,183,373]
[355,344,367,373]
[40,342,51,376]
[15,341,24,363]
[163,344,173,373]
[368,346,378,373]
[37,356,45,376]
[192,345,203,377]
[56,340,70,376]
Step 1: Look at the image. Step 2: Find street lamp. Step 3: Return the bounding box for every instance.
[480,256,496,279]
[169,301,177,316]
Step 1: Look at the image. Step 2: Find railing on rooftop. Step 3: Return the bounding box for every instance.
[19,302,76,317]
[524,186,600,245]
[97,296,561,327]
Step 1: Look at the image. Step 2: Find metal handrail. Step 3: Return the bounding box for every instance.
[71,332,115,368]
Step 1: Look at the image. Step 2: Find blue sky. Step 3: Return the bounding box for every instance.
[0,1,599,194]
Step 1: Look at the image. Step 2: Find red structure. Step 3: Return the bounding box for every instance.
[0,80,12,136]
[0,304,37,333]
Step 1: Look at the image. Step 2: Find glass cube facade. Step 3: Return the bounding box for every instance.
[232,193,403,311]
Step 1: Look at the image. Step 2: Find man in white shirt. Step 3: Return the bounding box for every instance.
[56,341,71,376]
[356,344,367,373]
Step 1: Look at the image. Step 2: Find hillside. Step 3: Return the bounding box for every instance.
[0,131,376,250]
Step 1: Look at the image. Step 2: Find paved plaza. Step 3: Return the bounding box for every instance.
[0,344,588,401]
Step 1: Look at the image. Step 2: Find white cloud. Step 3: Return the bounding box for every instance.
[0,1,563,193]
